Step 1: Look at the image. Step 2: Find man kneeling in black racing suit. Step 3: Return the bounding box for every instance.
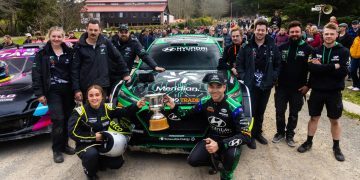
[163,73,253,180]
[68,84,146,180]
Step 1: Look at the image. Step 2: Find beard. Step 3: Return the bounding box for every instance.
[120,35,129,42]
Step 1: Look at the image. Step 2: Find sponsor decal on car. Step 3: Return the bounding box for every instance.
[155,86,199,92]
[159,137,196,141]
[0,94,16,102]
[180,97,199,103]
[162,46,208,52]
[163,71,198,83]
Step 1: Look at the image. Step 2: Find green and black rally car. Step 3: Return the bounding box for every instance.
[112,35,252,152]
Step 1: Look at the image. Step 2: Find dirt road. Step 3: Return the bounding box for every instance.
[1,93,359,180]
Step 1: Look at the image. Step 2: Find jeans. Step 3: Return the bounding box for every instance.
[350,58,360,88]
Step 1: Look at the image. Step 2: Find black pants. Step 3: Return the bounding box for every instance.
[78,147,124,177]
[47,84,74,152]
[250,86,271,136]
[274,87,304,138]
[187,140,242,180]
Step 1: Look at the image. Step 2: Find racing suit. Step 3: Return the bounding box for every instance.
[172,95,252,180]
[68,103,139,177]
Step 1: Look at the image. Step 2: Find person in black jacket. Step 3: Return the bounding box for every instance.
[217,27,243,75]
[235,18,281,149]
[111,24,165,75]
[71,19,130,102]
[338,23,354,50]
[270,11,282,29]
[273,21,314,147]
[297,23,348,162]
[68,84,146,180]
[32,26,76,163]
[163,73,252,180]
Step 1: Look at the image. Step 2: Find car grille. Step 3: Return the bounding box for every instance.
[0,115,36,134]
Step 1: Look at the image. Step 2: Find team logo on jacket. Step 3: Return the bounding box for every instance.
[168,113,180,121]
[88,117,97,123]
[208,116,226,127]
[331,56,339,62]
[220,109,227,113]
[207,107,214,112]
[297,51,305,57]
[228,139,242,147]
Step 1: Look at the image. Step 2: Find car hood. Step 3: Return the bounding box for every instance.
[0,74,35,119]
[129,70,218,105]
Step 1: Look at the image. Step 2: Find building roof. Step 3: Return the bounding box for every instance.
[83,4,167,12]
[85,0,167,3]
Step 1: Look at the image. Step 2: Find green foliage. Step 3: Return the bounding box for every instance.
[186,17,214,28]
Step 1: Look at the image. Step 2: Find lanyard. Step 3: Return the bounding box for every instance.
[322,46,332,64]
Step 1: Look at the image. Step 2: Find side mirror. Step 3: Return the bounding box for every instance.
[138,72,155,83]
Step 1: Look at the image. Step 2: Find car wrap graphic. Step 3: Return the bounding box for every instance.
[0,47,52,141]
[131,70,217,105]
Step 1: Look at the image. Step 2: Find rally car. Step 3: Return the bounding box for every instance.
[112,35,252,152]
[0,44,51,141]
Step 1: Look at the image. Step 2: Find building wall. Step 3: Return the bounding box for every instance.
[100,12,161,27]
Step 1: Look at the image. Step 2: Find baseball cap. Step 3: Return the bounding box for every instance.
[352,20,359,25]
[118,24,129,31]
[338,23,348,28]
[202,73,227,85]
[25,33,32,37]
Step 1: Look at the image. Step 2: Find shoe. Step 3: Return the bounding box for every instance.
[272,133,285,143]
[333,147,345,161]
[286,137,296,147]
[247,138,256,149]
[255,134,268,144]
[347,86,353,89]
[63,145,76,155]
[53,152,64,163]
[86,174,99,180]
[297,142,312,153]
[352,87,360,91]
[208,167,218,175]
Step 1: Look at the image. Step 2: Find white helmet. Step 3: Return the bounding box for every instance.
[98,131,128,157]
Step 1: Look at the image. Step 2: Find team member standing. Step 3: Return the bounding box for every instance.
[297,23,348,162]
[111,24,165,75]
[164,73,252,180]
[32,26,75,163]
[236,18,281,149]
[273,21,313,147]
[72,19,130,102]
[217,27,243,76]
[68,85,146,179]
[349,30,360,91]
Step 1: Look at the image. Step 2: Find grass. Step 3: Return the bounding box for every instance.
[343,110,360,121]
[343,83,360,106]
[0,36,27,45]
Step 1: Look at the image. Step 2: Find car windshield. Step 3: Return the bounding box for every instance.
[140,43,220,70]
[1,57,33,75]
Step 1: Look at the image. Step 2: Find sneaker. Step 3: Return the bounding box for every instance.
[286,137,296,147]
[352,87,360,91]
[255,134,268,144]
[53,152,64,163]
[272,133,285,143]
[297,142,312,153]
[347,86,354,89]
[63,145,76,155]
[247,138,256,149]
[333,147,345,161]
